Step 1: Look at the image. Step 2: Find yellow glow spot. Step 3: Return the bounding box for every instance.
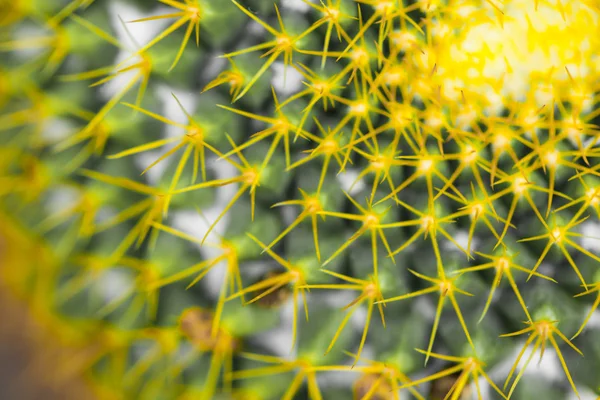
[375,0,394,13]
[351,48,369,66]
[456,106,477,128]
[229,74,243,86]
[496,257,510,271]
[326,7,339,20]
[382,366,395,377]
[187,126,203,140]
[464,357,478,372]
[418,0,442,12]
[290,269,301,283]
[513,177,528,195]
[364,213,379,228]
[322,139,338,154]
[275,118,289,131]
[222,243,236,258]
[439,280,452,296]
[350,102,368,115]
[391,104,414,127]
[463,145,478,163]
[422,215,434,231]
[389,31,417,52]
[586,188,599,205]
[470,203,484,219]
[276,35,292,49]
[419,158,434,173]
[544,150,559,167]
[370,155,387,171]
[523,112,539,127]
[564,117,583,139]
[242,169,259,185]
[493,134,509,149]
[312,81,330,94]
[535,321,552,338]
[305,198,321,213]
[384,68,405,85]
[424,109,444,128]
[364,283,378,298]
[551,228,563,243]
[430,20,451,38]
[187,6,201,20]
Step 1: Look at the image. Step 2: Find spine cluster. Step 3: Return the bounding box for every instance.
[1,0,600,399]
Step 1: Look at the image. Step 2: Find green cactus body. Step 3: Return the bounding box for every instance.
[3,0,600,399]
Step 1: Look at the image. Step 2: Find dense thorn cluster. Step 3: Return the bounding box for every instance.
[2,0,600,399]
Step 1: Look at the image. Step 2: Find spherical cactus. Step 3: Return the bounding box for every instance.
[2,0,600,399]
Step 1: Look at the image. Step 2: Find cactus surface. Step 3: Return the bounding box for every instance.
[2,0,600,399]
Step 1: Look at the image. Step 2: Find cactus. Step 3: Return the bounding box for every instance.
[2,0,600,399]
